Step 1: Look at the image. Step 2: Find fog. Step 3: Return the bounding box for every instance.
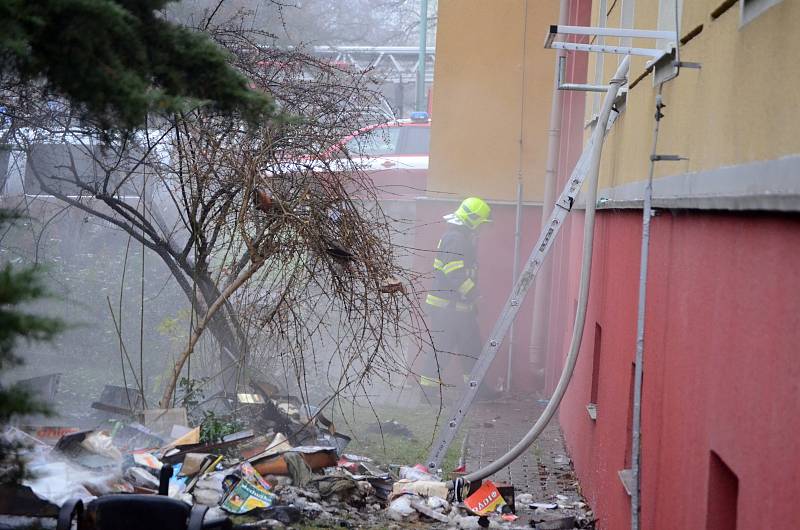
[0,0,532,440]
[0,0,444,433]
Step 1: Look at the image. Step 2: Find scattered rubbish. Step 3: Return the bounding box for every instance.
[55,430,122,469]
[283,451,313,487]
[309,474,358,500]
[391,479,449,499]
[237,433,283,460]
[386,495,417,521]
[21,426,80,446]
[496,482,515,512]
[364,475,393,501]
[341,453,372,462]
[464,480,506,516]
[132,452,163,471]
[78,432,122,461]
[337,456,360,474]
[0,381,595,529]
[90,385,144,417]
[398,464,438,482]
[222,429,254,443]
[516,493,534,506]
[111,422,164,452]
[25,460,131,507]
[275,401,301,420]
[245,432,292,460]
[159,425,200,455]
[425,496,449,511]
[184,454,222,493]
[244,505,303,525]
[160,432,255,465]
[368,419,414,438]
[533,515,578,529]
[220,462,277,514]
[169,424,194,440]
[251,446,338,476]
[410,498,449,522]
[124,467,159,490]
[317,430,352,454]
[179,453,211,477]
[192,471,227,506]
[16,374,61,405]
[142,408,188,438]
[3,426,49,452]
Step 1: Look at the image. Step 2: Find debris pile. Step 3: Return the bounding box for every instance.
[1,382,594,529]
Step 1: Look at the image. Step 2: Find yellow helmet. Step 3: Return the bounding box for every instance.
[454,197,491,229]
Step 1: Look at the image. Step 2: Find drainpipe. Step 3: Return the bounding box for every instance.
[416,0,429,111]
[631,86,664,530]
[506,0,531,394]
[529,0,569,374]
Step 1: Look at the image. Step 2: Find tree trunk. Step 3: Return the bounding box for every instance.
[160,260,264,408]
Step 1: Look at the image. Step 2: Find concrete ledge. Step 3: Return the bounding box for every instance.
[577,155,800,212]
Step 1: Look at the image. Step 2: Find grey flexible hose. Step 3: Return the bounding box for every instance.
[454,56,630,487]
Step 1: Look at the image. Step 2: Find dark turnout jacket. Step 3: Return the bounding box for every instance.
[426,223,478,312]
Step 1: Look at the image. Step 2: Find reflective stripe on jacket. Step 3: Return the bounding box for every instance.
[426,224,478,311]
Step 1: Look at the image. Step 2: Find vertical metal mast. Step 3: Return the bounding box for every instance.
[630,89,662,530]
[416,0,429,111]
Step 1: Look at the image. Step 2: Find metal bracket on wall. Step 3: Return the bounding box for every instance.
[545,25,699,88]
[558,56,614,93]
[545,25,675,59]
[649,49,703,86]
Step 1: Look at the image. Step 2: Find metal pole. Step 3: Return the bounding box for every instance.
[508,180,523,393]
[529,0,568,371]
[416,0,429,111]
[507,0,531,395]
[631,87,664,530]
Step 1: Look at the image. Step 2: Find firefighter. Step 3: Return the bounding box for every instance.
[420,197,491,398]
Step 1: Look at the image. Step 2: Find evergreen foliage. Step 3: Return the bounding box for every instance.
[0,0,274,130]
[0,212,63,484]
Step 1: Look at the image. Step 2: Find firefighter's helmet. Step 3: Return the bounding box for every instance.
[453,197,492,229]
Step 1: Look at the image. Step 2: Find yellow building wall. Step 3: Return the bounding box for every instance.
[593,0,800,189]
[428,0,560,202]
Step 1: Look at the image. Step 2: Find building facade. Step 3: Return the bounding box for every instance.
[429,0,799,528]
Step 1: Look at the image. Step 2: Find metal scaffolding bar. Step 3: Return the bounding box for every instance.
[550,41,666,58]
[551,24,673,40]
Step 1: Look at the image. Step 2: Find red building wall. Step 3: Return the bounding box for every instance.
[557,209,800,529]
